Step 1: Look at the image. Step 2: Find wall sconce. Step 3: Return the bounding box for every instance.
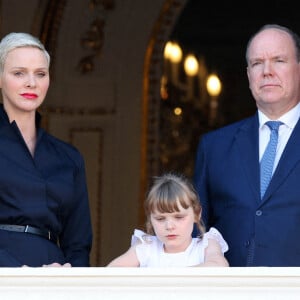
[206,74,222,125]
[184,54,199,76]
[161,40,222,123]
[165,41,183,63]
[184,54,199,100]
[159,41,223,176]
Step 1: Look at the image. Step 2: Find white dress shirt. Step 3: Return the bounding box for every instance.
[258,102,300,174]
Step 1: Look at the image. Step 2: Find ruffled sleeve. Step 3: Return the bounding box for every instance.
[130,229,156,267]
[204,227,229,253]
[131,229,153,246]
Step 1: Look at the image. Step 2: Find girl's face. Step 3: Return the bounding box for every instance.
[0,47,49,119]
[150,200,198,253]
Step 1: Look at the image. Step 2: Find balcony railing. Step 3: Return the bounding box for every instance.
[1,267,300,299]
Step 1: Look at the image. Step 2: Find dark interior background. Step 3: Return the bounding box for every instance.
[172,0,300,122]
[159,0,300,177]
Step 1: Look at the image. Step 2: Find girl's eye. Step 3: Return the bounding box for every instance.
[14,72,23,76]
[175,215,184,219]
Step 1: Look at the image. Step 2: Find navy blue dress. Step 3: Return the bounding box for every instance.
[0,105,92,267]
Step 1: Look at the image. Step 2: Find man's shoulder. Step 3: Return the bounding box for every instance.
[204,115,256,138]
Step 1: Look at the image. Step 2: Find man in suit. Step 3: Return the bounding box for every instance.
[194,24,300,266]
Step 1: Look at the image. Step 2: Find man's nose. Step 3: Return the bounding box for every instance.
[263,61,274,76]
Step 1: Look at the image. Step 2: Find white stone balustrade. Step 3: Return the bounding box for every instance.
[0,267,299,299]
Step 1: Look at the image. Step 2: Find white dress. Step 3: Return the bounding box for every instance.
[131,227,228,267]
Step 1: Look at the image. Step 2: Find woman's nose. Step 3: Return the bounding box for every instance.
[26,75,36,87]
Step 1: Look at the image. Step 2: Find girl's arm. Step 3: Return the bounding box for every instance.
[106,245,140,267]
[195,238,229,267]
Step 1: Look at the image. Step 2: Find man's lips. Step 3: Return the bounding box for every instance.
[21,93,38,99]
[261,83,279,88]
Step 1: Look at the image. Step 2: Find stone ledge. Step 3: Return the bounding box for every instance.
[0,267,299,299]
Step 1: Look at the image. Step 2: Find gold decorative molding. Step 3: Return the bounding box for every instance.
[39,0,67,77]
[40,106,116,116]
[0,1,2,36]
[77,0,115,74]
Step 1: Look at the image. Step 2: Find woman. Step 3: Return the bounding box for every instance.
[0,32,92,267]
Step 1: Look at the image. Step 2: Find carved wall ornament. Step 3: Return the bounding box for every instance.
[77,0,115,74]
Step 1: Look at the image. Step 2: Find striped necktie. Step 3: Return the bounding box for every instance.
[260,121,283,199]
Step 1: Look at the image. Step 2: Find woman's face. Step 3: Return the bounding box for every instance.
[0,47,49,117]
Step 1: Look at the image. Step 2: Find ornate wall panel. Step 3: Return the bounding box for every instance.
[70,128,103,266]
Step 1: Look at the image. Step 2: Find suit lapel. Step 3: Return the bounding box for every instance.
[264,117,300,200]
[235,114,261,201]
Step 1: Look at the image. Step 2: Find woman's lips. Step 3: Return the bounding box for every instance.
[21,93,38,99]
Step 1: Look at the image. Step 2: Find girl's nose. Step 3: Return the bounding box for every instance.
[165,219,174,230]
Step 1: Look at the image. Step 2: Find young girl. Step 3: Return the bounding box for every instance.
[107,173,229,267]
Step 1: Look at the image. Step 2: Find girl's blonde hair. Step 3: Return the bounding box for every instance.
[144,173,205,238]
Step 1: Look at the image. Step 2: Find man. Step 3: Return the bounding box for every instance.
[194,24,300,266]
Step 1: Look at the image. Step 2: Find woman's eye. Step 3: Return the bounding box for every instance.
[37,72,46,77]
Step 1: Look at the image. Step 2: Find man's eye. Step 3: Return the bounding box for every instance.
[251,62,261,67]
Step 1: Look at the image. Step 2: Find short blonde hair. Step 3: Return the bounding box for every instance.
[0,32,50,74]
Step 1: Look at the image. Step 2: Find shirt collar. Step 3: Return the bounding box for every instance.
[258,102,300,130]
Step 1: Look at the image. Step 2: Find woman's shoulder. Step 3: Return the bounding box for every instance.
[42,130,84,164]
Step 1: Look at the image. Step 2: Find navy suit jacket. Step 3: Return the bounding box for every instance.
[194,112,300,266]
